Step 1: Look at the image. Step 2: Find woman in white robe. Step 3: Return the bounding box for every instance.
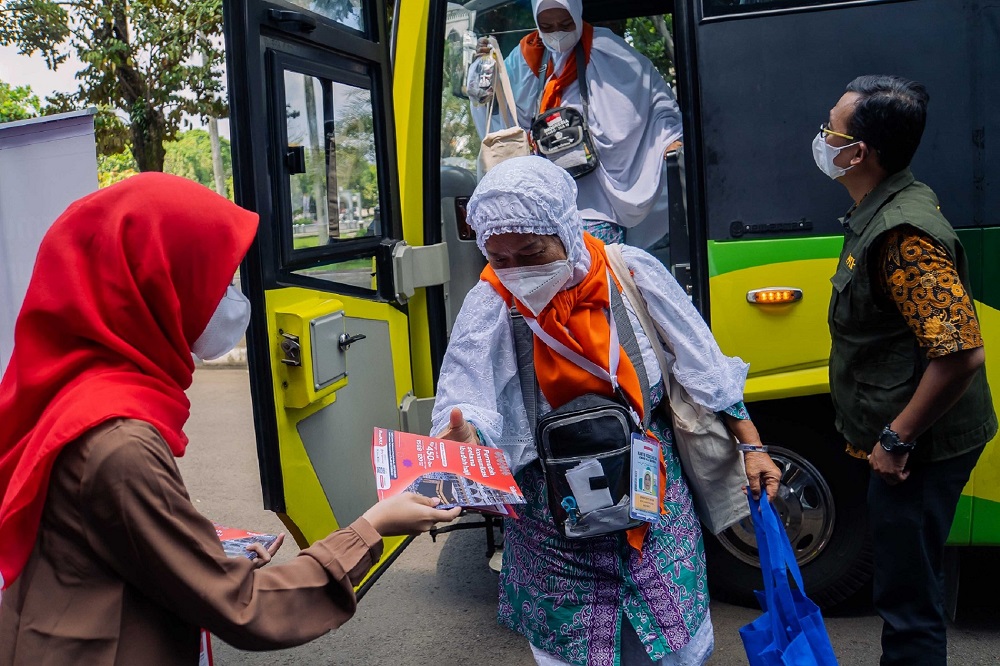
[469,0,683,244]
[432,156,781,666]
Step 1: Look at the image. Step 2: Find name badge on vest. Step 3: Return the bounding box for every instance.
[630,432,660,523]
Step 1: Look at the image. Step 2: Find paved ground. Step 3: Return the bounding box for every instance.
[178,368,1000,665]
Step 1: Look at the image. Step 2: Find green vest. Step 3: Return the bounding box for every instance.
[828,169,997,461]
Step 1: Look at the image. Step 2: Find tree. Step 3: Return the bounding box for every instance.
[1,1,227,172]
[0,80,43,122]
[163,128,232,191]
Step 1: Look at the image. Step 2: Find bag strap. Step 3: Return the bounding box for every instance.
[509,282,650,432]
[607,276,650,431]
[605,244,671,394]
[510,306,539,433]
[486,37,519,130]
[536,39,589,119]
[574,40,590,121]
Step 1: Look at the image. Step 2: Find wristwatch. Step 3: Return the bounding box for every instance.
[879,425,916,454]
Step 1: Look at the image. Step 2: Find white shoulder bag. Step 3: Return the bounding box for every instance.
[477,37,531,174]
[605,244,750,535]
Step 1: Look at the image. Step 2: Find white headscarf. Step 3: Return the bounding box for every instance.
[466,156,587,272]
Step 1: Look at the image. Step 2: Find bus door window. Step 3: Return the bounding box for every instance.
[280,68,382,291]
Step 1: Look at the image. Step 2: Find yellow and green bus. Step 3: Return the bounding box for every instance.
[222,0,999,607]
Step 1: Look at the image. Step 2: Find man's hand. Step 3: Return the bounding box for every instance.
[362,493,462,537]
[869,443,910,485]
[476,36,491,56]
[247,533,285,569]
[744,451,782,500]
[435,407,481,444]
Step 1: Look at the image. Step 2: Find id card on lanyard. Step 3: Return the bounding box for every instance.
[629,432,660,523]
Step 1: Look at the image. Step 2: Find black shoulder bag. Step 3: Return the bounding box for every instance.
[511,274,650,540]
[529,40,600,179]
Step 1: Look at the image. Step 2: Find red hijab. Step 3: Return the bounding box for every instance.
[0,173,258,589]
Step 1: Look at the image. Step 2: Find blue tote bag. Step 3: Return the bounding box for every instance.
[739,493,839,666]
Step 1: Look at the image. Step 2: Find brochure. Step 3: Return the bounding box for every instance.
[212,523,279,561]
[372,427,525,516]
[200,523,279,665]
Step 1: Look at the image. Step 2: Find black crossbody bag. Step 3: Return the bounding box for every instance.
[529,41,600,180]
[511,275,650,539]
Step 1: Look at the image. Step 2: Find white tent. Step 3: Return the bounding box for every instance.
[0,108,98,375]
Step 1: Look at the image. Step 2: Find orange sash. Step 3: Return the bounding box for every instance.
[482,233,665,552]
[518,23,594,112]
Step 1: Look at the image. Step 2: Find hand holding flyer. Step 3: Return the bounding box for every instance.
[372,427,525,517]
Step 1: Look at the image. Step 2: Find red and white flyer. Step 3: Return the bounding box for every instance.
[371,427,525,517]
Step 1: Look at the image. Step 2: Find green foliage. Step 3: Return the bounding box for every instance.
[0,0,70,69]
[98,150,139,188]
[0,0,228,172]
[624,16,674,85]
[163,129,232,191]
[0,80,43,122]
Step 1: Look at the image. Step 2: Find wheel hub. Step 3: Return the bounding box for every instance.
[715,445,836,567]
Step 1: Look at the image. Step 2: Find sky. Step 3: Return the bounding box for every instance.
[0,44,230,138]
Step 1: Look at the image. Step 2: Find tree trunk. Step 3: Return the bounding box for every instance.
[652,15,675,69]
[303,75,334,241]
[208,116,226,196]
[130,102,167,172]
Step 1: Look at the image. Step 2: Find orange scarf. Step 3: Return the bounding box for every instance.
[519,23,594,113]
[482,233,664,552]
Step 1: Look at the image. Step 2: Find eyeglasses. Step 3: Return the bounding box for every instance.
[820,122,855,141]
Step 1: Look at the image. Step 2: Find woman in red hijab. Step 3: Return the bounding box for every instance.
[0,173,458,664]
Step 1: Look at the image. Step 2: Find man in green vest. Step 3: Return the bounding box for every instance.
[819,75,996,665]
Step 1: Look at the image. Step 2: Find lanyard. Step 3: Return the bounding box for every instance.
[521,271,639,426]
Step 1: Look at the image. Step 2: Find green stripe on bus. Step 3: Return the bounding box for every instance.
[708,236,844,277]
[972,496,1000,544]
[947,495,972,544]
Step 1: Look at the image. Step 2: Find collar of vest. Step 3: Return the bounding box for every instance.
[845,168,916,235]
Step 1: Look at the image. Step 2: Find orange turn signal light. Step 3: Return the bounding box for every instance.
[746,288,803,304]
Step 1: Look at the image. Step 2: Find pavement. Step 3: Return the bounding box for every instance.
[179,368,1000,665]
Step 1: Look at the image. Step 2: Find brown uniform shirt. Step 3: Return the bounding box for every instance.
[0,419,384,665]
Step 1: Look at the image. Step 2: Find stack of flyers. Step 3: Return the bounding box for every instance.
[372,427,525,517]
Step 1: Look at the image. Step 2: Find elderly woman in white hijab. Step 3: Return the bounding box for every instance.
[432,156,781,666]
[468,0,682,246]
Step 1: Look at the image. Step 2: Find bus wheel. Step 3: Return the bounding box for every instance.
[703,400,873,610]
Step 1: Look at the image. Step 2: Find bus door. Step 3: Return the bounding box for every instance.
[223,0,448,592]
[677,0,997,607]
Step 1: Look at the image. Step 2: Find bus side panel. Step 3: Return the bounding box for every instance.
[970,226,1000,544]
[696,0,979,243]
[708,236,840,388]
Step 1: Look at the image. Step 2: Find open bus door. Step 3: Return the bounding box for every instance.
[222,0,446,593]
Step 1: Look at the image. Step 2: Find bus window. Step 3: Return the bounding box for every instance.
[281,70,382,291]
[703,0,871,19]
[283,0,365,32]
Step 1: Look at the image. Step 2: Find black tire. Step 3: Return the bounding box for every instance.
[704,395,874,610]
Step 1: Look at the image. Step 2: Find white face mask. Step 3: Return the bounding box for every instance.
[494,260,573,317]
[540,30,579,54]
[812,132,861,180]
[192,285,252,361]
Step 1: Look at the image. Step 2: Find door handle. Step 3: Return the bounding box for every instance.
[338,332,366,351]
[267,9,318,34]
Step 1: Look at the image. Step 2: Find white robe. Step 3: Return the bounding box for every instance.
[472,28,683,235]
[431,245,748,474]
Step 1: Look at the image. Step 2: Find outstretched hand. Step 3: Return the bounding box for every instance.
[363,493,462,537]
[435,408,481,445]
